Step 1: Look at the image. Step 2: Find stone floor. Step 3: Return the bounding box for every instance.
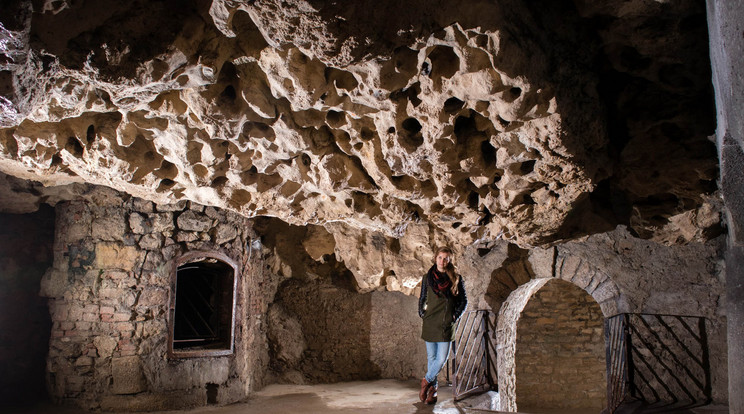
[3,380,729,414]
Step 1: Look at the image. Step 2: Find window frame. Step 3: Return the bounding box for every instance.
[167,251,239,359]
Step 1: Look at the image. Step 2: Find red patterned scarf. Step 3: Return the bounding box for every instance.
[429,266,452,295]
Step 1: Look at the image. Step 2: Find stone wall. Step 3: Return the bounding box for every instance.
[0,206,54,406]
[488,226,727,410]
[549,228,729,405]
[38,196,267,411]
[257,217,427,384]
[707,0,744,411]
[515,279,605,410]
[268,279,425,383]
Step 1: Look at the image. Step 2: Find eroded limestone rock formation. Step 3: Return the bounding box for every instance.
[0,0,721,289]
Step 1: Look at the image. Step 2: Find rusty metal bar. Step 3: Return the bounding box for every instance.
[452,309,496,401]
[455,311,478,393]
[460,313,484,394]
[461,316,483,391]
[606,313,629,414]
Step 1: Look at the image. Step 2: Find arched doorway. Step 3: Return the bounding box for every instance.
[497,278,607,412]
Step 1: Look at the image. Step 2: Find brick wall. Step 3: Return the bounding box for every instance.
[515,278,606,410]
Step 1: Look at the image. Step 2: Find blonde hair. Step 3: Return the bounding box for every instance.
[433,246,460,295]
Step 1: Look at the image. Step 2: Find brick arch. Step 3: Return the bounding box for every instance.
[551,251,626,317]
[494,252,623,412]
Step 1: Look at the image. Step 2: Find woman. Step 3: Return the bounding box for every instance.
[418,246,467,404]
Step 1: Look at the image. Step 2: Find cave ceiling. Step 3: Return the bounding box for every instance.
[0,0,721,248]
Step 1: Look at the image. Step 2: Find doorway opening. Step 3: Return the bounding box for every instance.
[515,278,606,411]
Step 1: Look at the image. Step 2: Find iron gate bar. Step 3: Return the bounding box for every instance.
[605,314,628,413]
[630,343,668,403]
[460,315,482,390]
[451,310,496,401]
[630,317,696,402]
[605,313,711,413]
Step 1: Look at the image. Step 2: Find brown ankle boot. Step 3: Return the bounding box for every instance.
[425,382,438,404]
[419,378,430,402]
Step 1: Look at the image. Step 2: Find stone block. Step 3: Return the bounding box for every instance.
[113,312,133,322]
[176,232,199,242]
[151,213,175,233]
[94,336,118,358]
[116,339,138,356]
[204,206,223,219]
[92,213,127,241]
[128,213,150,234]
[49,301,70,320]
[99,287,122,299]
[95,243,139,270]
[81,312,98,322]
[111,356,147,394]
[213,223,238,244]
[155,200,187,212]
[40,269,71,298]
[139,233,163,250]
[139,288,168,306]
[188,202,205,213]
[177,210,213,232]
[132,199,154,213]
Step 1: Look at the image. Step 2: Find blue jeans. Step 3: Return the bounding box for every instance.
[424,341,451,385]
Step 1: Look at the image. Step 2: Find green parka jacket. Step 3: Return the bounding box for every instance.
[418,266,467,342]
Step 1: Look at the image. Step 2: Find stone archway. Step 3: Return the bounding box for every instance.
[495,251,623,412]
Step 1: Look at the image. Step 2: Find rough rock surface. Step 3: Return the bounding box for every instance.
[0,0,721,256]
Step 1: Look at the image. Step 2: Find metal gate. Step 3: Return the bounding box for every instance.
[605,313,712,413]
[449,309,497,401]
[605,313,630,413]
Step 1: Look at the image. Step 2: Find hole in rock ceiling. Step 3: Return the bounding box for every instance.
[65,136,84,157]
[443,97,465,113]
[401,118,422,134]
[481,140,497,166]
[519,160,536,175]
[360,127,375,141]
[426,45,459,81]
[86,125,95,142]
[326,110,345,127]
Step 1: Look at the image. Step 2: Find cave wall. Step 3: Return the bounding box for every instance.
[38,194,269,411]
[33,189,432,410]
[0,206,54,407]
[707,1,744,412]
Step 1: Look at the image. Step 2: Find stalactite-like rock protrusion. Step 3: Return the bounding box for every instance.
[0,0,721,253]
